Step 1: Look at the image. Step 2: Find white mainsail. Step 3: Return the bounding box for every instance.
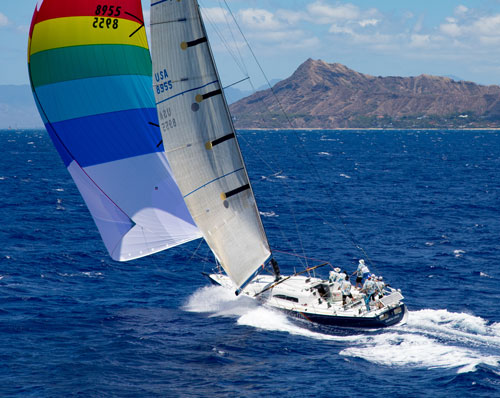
[150,0,271,288]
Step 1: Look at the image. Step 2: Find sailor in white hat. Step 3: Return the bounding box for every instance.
[351,259,370,289]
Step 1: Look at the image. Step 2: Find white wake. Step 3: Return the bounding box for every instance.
[184,286,500,373]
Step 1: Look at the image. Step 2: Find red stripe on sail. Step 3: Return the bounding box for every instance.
[31,0,144,28]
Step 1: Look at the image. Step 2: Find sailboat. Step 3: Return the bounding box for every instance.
[28,0,406,329]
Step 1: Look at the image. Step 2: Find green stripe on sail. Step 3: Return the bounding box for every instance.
[30,44,152,88]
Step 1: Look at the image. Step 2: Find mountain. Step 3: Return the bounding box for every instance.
[0,85,43,129]
[230,59,500,129]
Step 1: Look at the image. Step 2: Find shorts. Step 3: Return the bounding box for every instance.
[356,276,362,283]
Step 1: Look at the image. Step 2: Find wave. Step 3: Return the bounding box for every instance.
[260,211,278,218]
[343,309,500,374]
[184,287,500,374]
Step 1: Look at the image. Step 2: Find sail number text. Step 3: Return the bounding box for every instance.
[92,5,121,29]
[159,107,177,131]
[155,69,173,95]
[95,5,122,17]
[92,17,119,29]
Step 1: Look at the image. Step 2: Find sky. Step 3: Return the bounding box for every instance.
[2,0,500,90]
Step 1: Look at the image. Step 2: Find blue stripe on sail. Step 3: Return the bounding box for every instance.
[36,75,155,123]
[183,168,245,198]
[156,80,218,106]
[45,122,74,167]
[51,108,162,167]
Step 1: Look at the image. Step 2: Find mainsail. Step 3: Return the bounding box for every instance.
[28,0,202,261]
[150,0,271,288]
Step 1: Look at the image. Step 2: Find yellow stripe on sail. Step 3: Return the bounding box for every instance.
[29,16,148,56]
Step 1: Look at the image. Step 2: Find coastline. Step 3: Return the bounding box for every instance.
[237,127,500,131]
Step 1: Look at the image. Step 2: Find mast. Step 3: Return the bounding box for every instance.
[150,0,271,289]
[196,2,270,255]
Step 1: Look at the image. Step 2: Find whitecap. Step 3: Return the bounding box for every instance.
[260,211,278,218]
[318,152,332,156]
[453,249,465,257]
[480,272,492,278]
[59,271,103,278]
[339,173,351,179]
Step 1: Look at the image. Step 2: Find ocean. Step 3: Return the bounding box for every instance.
[1,129,499,397]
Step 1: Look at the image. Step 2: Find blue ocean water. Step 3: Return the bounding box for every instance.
[1,129,499,397]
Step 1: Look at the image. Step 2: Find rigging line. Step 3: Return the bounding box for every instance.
[237,133,308,268]
[196,3,273,264]
[188,238,206,263]
[178,244,213,264]
[219,2,308,265]
[223,76,250,90]
[222,0,295,128]
[272,249,330,265]
[218,0,249,77]
[200,4,247,77]
[223,0,371,266]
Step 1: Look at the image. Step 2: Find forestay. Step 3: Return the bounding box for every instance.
[150,0,271,288]
[28,0,201,261]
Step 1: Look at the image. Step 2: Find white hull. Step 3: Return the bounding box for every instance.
[206,273,407,329]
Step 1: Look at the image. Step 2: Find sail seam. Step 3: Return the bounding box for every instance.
[155,80,218,105]
[151,0,179,6]
[183,167,244,198]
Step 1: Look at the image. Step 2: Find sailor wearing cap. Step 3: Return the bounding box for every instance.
[351,259,370,289]
[329,267,342,284]
[375,276,385,298]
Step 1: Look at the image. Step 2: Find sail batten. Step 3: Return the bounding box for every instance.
[29,0,202,261]
[151,0,271,287]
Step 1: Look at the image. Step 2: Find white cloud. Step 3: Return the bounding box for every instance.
[275,9,303,25]
[472,14,500,36]
[306,2,360,24]
[410,34,431,48]
[455,5,468,16]
[440,22,461,37]
[329,24,354,35]
[0,12,9,27]
[359,19,379,28]
[238,8,283,30]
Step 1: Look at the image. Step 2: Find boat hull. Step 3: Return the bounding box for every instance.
[282,303,407,329]
[203,272,407,330]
